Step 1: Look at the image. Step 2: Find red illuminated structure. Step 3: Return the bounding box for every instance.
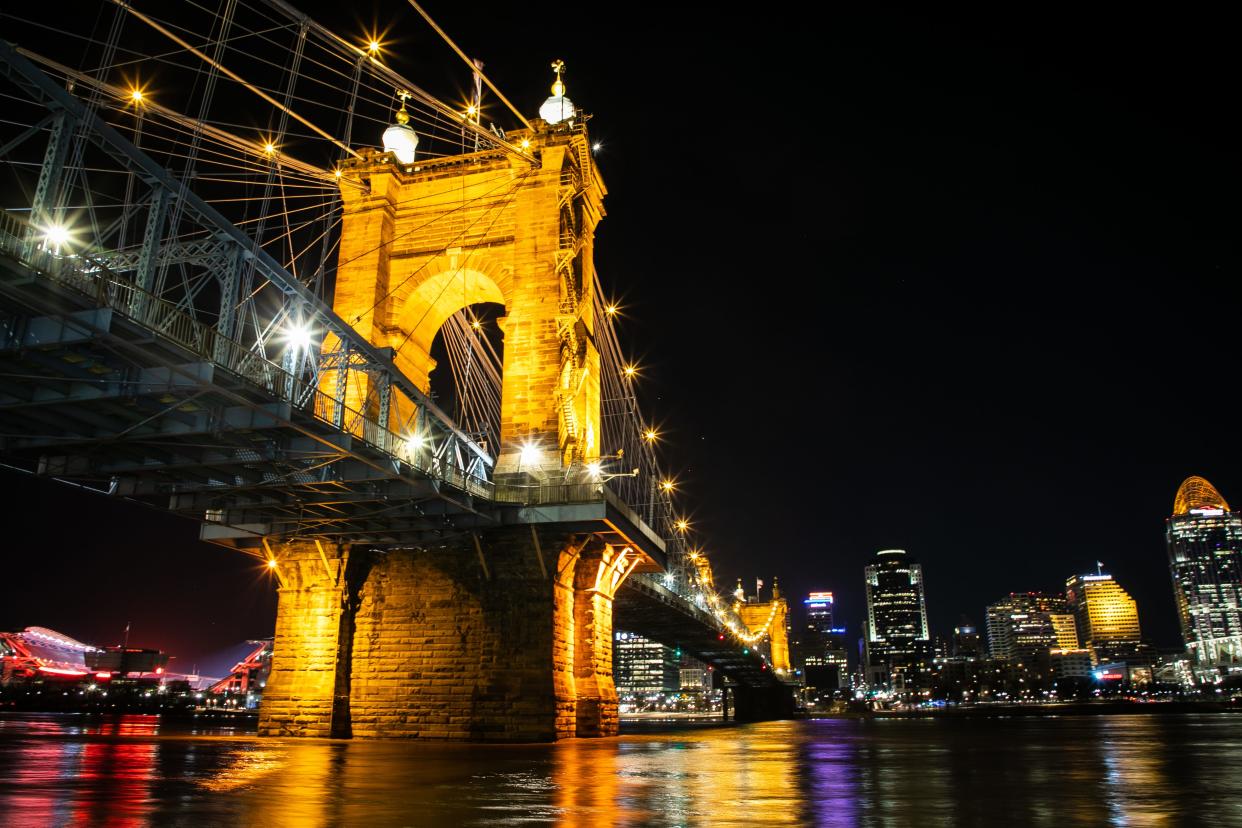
[1,627,168,683]
[207,640,271,709]
[0,627,98,681]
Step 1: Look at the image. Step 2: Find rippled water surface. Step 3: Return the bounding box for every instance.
[2,712,1241,826]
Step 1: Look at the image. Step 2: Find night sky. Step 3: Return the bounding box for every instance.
[3,3,1239,671]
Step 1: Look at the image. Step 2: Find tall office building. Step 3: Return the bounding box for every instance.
[1065,570,1141,665]
[1166,476,1242,669]
[863,549,931,687]
[986,593,1078,663]
[806,591,835,630]
[614,632,680,696]
[801,592,849,691]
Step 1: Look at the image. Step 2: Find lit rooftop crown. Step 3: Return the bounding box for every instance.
[1173,475,1230,515]
[538,59,575,125]
[382,91,419,164]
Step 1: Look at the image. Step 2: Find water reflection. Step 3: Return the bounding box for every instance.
[1,713,1241,826]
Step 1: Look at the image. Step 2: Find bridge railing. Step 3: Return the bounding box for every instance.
[0,40,494,499]
[0,209,493,500]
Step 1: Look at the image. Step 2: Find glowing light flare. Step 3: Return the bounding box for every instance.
[586,461,602,478]
[263,141,277,156]
[266,558,278,570]
[622,364,638,378]
[605,303,618,315]
[643,428,658,442]
[675,519,690,533]
[284,322,314,352]
[41,222,72,252]
[129,87,146,104]
[592,141,602,152]
[406,434,426,454]
[334,168,343,178]
[367,39,382,55]
[520,443,541,466]
[660,479,675,493]
[520,138,531,150]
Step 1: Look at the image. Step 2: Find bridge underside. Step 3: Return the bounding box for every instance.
[0,250,664,563]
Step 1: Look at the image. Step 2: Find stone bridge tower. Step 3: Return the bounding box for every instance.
[323,70,605,480]
[256,69,653,743]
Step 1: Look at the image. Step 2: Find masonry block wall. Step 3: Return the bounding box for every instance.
[258,540,352,738]
[258,527,631,741]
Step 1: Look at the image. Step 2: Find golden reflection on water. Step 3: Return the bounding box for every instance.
[2,713,1242,826]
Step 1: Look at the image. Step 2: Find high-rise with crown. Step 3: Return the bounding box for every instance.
[1166,476,1242,674]
[863,549,932,687]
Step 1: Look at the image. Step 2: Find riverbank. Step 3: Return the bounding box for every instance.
[827,698,1242,719]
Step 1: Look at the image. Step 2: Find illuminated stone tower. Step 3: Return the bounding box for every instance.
[1166,476,1242,673]
[258,66,644,743]
[327,63,605,479]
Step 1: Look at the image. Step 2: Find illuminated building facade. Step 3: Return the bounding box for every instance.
[863,549,932,687]
[1166,476,1242,670]
[799,592,850,691]
[1065,572,1141,665]
[613,632,679,695]
[986,593,1077,663]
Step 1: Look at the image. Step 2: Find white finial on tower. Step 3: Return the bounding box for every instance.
[539,59,575,125]
[382,90,419,164]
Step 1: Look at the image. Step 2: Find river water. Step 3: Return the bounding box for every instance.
[1,712,1240,826]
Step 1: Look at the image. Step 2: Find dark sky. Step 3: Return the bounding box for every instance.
[3,3,1240,667]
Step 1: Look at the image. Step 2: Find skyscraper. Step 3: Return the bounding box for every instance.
[800,592,849,692]
[1065,570,1141,665]
[1166,476,1242,672]
[863,549,931,687]
[985,593,1076,663]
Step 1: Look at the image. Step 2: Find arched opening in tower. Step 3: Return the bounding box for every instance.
[426,301,505,459]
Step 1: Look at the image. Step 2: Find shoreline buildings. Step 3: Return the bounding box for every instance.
[1166,476,1242,679]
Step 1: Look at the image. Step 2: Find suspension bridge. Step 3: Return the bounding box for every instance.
[0,0,795,740]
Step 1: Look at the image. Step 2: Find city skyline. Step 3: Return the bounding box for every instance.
[1,2,1238,666]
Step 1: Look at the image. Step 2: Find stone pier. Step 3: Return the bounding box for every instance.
[257,527,639,741]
